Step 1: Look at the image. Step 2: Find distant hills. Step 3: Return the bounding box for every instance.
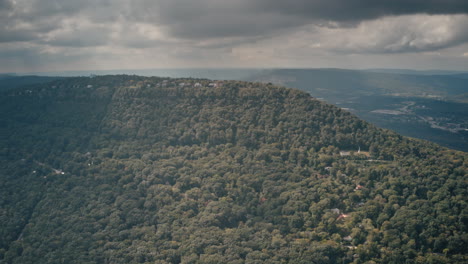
[363,68,468,76]
[0,75,466,263]
[247,68,468,101]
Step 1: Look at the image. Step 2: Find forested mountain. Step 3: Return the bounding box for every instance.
[247,69,468,151]
[0,75,466,263]
[7,68,467,151]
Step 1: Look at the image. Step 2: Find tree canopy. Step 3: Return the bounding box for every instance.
[0,75,466,263]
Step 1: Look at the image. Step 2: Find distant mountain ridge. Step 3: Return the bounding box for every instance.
[362,68,468,75]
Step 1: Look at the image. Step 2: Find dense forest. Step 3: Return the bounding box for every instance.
[246,69,468,151]
[0,75,466,263]
[0,75,64,92]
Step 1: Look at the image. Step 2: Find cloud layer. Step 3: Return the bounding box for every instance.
[1,0,467,72]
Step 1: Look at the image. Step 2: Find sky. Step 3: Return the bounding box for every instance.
[1,0,468,73]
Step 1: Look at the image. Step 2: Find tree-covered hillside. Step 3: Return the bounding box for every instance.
[246,69,468,151]
[0,76,466,263]
[0,75,64,91]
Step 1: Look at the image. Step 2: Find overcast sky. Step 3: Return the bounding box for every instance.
[1,0,468,73]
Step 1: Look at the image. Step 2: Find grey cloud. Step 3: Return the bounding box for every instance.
[0,0,13,10]
[167,13,306,39]
[144,0,468,54]
[256,0,468,22]
[118,36,165,49]
[1,0,468,73]
[0,0,114,42]
[0,16,65,43]
[42,33,109,48]
[3,0,468,46]
[0,45,73,72]
[136,0,468,40]
[320,15,468,54]
[0,29,38,42]
[131,0,306,39]
[12,0,105,20]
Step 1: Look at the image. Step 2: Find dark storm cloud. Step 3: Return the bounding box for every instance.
[128,0,310,39]
[257,0,468,22]
[140,0,468,39]
[132,0,468,56]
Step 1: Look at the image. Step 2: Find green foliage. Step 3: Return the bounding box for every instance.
[0,75,466,263]
[248,69,468,151]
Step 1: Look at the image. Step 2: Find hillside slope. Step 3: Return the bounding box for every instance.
[247,69,468,151]
[0,76,466,263]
